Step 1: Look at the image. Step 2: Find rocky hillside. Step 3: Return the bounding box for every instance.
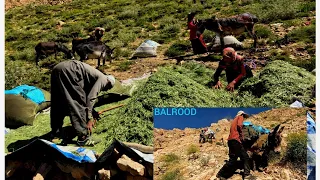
[154,108,312,180]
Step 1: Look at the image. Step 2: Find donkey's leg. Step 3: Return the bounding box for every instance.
[246,25,258,50]
[97,57,101,68]
[220,35,225,54]
[35,53,40,66]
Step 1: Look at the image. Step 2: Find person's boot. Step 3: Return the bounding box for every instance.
[50,128,62,142]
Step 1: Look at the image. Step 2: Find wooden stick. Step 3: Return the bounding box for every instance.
[123,142,153,154]
[98,104,125,115]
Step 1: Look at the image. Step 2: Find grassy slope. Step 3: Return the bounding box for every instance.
[5,0,315,90]
[5,0,315,153]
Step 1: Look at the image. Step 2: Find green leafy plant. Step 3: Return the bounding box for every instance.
[186,144,200,155]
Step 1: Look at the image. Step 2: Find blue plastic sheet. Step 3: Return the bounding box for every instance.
[5,85,46,105]
[307,111,316,180]
[243,121,270,134]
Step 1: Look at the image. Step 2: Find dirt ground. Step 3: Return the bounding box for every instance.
[5,0,72,10]
[154,108,311,180]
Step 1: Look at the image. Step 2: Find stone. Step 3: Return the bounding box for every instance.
[280,169,291,180]
[116,155,146,176]
[98,168,111,180]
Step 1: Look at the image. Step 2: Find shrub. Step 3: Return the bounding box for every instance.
[283,19,303,28]
[14,48,35,62]
[161,169,181,180]
[249,0,299,23]
[187,144,199,155]
[5,60,51,91]
[291,57,315,72]
[285,132,307,165]
[118,9,139,20]
[116,60,134,72]
[161,153,180,163]
[200,155,211,166]
[287,25,315,44]
[164,40,191,57]
[254,24,274,39]
[118,30,137,46]
[160,24,181,40]
[298,1,315,13]
[158,16,179,29]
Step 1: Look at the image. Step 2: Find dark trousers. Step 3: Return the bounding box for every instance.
[226,65,253,89]
[217,139,251,178]
[191,36,208,55]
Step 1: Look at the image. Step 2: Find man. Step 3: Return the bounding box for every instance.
[50,60,115,146]
[217,111,256,180]
[199,128,215,143]
[213,47,253,91]
[187,12,208,55]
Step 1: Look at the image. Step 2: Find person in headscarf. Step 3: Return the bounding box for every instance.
[50,60,115,146]
[187,12,208,55]
[212,47,253,91]
[216,111,256,180]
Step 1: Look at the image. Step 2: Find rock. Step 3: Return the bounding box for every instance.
[218,119,229,125]
[280,169,291,180]
[116,155,146,176]
[57,20,66,26]
[98,168,111,180]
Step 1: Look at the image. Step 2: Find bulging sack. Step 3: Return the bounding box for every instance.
[5,86,50,128]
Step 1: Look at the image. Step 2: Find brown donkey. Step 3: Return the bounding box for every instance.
[248,124,285,171]
[197,13,258,53]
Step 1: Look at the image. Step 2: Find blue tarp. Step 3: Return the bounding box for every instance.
[41,139,97,163]
[243,121,270,134]
[307,111,316,180]
[5,85,46,105]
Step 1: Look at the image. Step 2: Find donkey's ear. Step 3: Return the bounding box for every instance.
[271,124,281,135]
[277,126,285,134]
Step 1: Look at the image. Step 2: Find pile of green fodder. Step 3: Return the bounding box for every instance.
[107,62,236,122]
[238,60,316,107]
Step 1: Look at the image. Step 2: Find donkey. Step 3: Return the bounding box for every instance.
[71,27,105,55]
[73,41,115,68]
[248,124,285,171]
[197,13,258,53]
[35,42,74,66]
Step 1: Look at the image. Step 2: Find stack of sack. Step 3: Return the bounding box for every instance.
[132,40,161,58]
[5,85,51,128]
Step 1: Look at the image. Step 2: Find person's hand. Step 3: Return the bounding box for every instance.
[226,81,236,92]
[87,119,95,135]
[213,81,223,89]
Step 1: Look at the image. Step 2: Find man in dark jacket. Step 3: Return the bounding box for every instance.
[50,60,115,146]
[216,111,256,180]
[213,47,253,91]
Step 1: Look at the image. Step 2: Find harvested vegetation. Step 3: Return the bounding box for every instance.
[5,0,315,163]
[238,60,315,106]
